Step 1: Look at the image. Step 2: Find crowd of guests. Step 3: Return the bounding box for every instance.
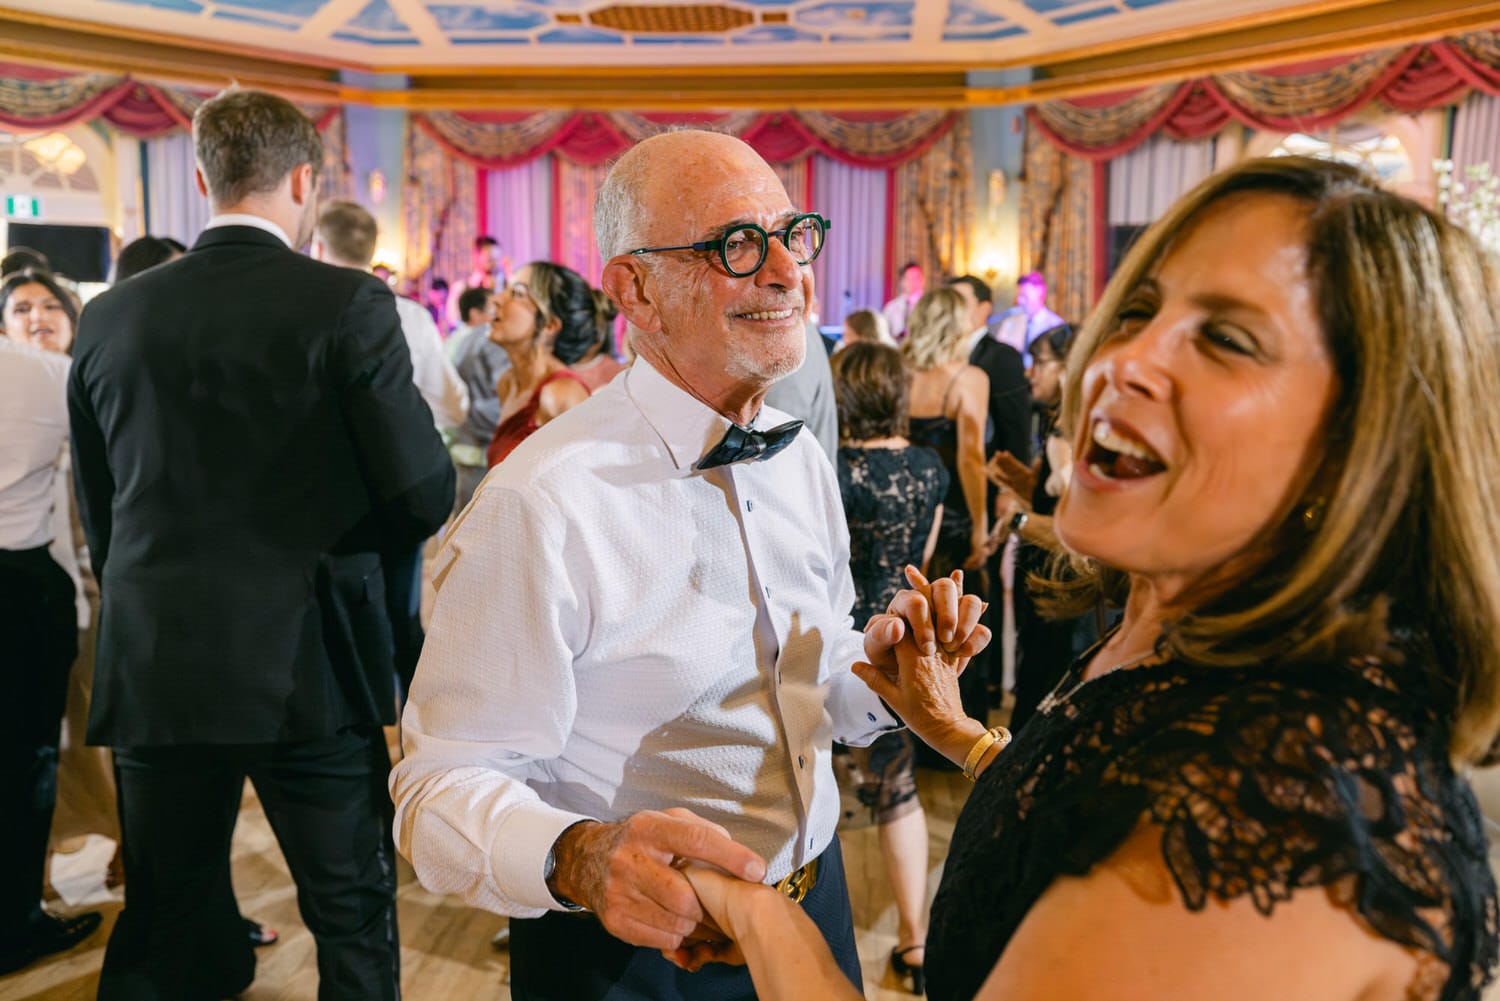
[3,84,1499,1001]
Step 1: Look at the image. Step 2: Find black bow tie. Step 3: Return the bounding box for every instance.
[695,420,804,470]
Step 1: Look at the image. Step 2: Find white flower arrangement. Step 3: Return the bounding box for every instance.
[1435,159,1500,250]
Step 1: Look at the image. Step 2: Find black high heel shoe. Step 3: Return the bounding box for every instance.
[891,945,926,995]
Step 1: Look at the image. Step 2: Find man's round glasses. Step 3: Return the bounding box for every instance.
[627,213,830,278]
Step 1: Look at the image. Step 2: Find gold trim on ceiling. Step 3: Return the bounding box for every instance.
[0,1,1494,111]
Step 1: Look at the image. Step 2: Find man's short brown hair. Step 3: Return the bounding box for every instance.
[193,88,322,208]
[316,200,378,268]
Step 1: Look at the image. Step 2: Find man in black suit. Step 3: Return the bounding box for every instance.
[948,274,1030,466]
[68,89,453,1001]
[948,274,1031,715]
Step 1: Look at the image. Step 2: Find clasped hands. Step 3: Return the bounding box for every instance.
[547,568,990,970]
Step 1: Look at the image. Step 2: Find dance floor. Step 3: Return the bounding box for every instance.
[1,727,975,1001]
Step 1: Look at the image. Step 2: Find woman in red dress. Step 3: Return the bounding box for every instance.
[485,261,599,467]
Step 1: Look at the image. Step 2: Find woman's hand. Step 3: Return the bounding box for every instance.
[987,452,1040,498]
[855,568,985,756]
[965,528,989,570]
[663,864,781,972]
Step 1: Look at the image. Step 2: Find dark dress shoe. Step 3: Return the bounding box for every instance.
[0,911,103,974]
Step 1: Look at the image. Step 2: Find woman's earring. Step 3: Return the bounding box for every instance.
[1302,498,1326,532]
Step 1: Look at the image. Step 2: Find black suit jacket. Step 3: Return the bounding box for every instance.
[69,225,455,747]
[969,332,1031,464]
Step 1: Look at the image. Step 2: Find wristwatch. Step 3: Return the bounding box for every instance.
[543,840,582,912]
[1009,510,1029,535]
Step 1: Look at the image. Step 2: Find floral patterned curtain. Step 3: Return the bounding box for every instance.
[551,157,611,284]
[403,119,476,288]
[1019,124,1094,325]
[888,114,973,292]
[1031,32,1500,160]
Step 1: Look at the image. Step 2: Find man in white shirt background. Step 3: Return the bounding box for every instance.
[881,259,925,341]
[994,271,1065,364]
[312,199,468,704]
[0,334,101,974]
[445,234,507,333]
[390,129,985,1001]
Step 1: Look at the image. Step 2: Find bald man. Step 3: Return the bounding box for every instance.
[391,130,983,1000]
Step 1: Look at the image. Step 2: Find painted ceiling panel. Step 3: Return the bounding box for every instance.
[13,0,1337,68]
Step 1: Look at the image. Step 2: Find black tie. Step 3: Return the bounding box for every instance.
[694,420,804,471]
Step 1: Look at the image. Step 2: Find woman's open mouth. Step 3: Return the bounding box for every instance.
[1083,418,1167,481]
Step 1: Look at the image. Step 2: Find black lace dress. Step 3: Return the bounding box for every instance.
[926,650,1499,1001]
[837,445,948,823]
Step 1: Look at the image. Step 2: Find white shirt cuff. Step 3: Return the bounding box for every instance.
[492,803,597,913]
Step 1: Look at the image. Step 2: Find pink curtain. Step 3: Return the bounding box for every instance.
[550,158,611,284]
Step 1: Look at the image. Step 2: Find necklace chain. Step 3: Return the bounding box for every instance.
[1038,646,1158,714]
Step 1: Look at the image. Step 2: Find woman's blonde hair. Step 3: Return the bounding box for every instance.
[1047,155,1500,765]
[900,288,968,371]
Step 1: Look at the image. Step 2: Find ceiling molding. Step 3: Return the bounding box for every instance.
[0,1,1494,111]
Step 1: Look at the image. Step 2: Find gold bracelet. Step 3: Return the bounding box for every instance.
[962,725,1012,781]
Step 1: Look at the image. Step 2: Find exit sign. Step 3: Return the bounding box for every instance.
[6,195,39,218]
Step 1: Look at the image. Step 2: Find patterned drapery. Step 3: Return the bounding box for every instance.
[1019,125,1094,324]
[318,111,355,205]
[0,62,338,138]
[888,114,973,295]
[415,109,957,169]
[551,157,611,283]
[1032,32,1500,160]
[403,120,477,289]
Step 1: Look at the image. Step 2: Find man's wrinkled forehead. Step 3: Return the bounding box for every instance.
[640,150,792,241]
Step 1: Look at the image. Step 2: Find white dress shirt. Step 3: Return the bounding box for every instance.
[205,213,292,247]
[391,356,898,918]
[395,295,469,429]
[0,338,70,550]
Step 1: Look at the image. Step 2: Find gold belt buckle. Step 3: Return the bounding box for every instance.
[774,856,819,904]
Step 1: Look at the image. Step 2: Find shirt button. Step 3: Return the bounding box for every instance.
[797,755,805,769]
[764,585,771,597]
[746,499,754,512]
[866,712,877,722]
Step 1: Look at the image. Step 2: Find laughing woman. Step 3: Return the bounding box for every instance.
[672,156,1500,1001]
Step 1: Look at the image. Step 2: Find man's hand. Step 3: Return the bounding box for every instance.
[861,567,988,679]
[549,808,766,951]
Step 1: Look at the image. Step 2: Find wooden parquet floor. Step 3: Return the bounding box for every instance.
[0,731,974,1001]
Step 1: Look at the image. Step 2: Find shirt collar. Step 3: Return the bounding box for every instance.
[625,356,792,472]
[205,214,293,248]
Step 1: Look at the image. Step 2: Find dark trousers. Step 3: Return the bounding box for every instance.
[99,726,400,1001]
[509,836,862,1001]
[383,544,425,705]
[0,547,79,937]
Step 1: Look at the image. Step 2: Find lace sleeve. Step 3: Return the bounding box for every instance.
[1116,661,1497,999]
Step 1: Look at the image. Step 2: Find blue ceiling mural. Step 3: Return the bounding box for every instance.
[15,0,1315,66]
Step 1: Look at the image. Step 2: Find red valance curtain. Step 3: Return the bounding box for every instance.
[0,62,339,137]
[413,109,958,168]
[1031,31,1500,160]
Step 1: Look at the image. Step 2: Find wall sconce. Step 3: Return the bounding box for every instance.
[973,243,1016,290]
[371,244,402,284]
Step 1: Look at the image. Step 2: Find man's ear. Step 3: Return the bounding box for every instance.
[601,258,661,335]
[290,163,316,207]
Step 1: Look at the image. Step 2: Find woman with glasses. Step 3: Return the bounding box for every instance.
[485,261,598,468]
